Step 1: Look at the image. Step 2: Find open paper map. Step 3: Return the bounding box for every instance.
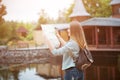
[41,24,69,48]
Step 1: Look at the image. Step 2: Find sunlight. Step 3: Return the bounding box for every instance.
[2,0,74,22]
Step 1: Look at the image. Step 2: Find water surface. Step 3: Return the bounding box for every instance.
[0,63,62,80]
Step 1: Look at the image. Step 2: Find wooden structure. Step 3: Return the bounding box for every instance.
[110,0,120,18]
[16,26,28,37]
[81,18,120,48]
[33,25,44,45]
[69,0,90,22]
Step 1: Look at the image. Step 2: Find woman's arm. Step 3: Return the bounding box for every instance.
[44,29,67,55]
[56,31,66,46]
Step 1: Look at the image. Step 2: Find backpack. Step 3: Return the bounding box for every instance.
[75,47,94,70]
[69,47,94,71]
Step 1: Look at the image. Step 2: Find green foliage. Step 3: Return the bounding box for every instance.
[0,21,34,45]
[25,32,33,40]
[65,3,75,22]
[83,0,112,17]
[0,23,9,39]
[38,16,48,24]
[37,9,50,24]
[65,0,112,20]
[37,9,68,24]
[0,21,19,45]
[0,23,10,45]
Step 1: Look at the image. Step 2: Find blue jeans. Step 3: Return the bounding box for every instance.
[64,67,84,80]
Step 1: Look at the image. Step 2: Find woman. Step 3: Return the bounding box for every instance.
[46,21,87,80]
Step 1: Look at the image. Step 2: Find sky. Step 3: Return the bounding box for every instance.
[2,0,74,22]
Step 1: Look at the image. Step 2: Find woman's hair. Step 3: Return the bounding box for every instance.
[70,21,87,48]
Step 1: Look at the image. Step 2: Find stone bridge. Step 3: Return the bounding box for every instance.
[0,47,51,64]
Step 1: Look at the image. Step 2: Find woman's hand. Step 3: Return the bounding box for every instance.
[55,30,66,46]
[55,30,60,38]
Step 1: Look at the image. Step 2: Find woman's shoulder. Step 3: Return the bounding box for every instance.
[65,39,80,54]
[66,39,79,48]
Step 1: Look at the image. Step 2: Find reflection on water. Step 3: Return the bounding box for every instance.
[37,63,61,78]
[19,68,44,80]
[0,63,62,80]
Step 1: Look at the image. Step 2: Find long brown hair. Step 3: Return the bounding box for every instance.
[70,21,87,49]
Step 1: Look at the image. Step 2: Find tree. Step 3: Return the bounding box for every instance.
[0,22,11,45]
[64,3,74,22]
[0,0,6,24]
[37,9,48,24]
[65,0,112,21]
[83,0,112,17]
[56,10,67,23]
